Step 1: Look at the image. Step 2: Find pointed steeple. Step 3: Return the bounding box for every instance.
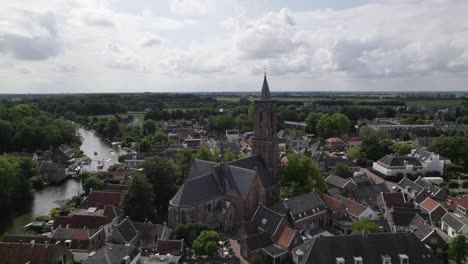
[259,72,272,101]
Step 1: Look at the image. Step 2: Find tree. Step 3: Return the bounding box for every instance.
[153,130,168,144]
[142,157,178,211]
[192,230,220,257]
[195,146,216,161]
[82,174,105,194]
[209,115,235,132]
[138,137,152,152]
[316,114,333,138]
[103,118,121,139]
[305,112,323,134]
[173,222,211,245]
[390,142,414,155]
[334,162,353,178]
[142,120,157,136]
[351,218,381,234]
[121,173,155,222]
[347,146,365,161]
[282,153,326,196]
[239,97,251,106]
[250,255,266,264]
[449,234,467,264]
[429,136,468,171]
[330,113,351,136]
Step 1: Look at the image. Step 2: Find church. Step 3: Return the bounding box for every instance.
[168,75,280,231]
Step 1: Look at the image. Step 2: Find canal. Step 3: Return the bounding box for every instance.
[3,126,124,234]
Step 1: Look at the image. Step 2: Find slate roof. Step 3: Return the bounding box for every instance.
[410,214,435,241]
[51,228,102,250]
[323,157,359,169]
[325,174,349,188]
[441,212,467,232]
[261,243,288,257]
[132,222,170,249]
[350,173,370,185]
[390,211,428,229]
[283,192,327,221]
[259,75,272,101]
[244,231,273,252]
[398,177,423,193]
[377,155,423,167]
[83,243,140,264]
[347,183,388,207]
[171,155,277,207]
[113,218,138,244]
[293,233,440,264]
[252,205,285,235]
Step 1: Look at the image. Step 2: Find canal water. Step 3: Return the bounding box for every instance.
[3,126,124,235]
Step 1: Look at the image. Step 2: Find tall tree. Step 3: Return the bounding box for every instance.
[121,173,155,222]
[429,136,468,171]
[449,234,467,264]
[192,230,220,257]
[282,153,325,196]
[142,119,157,136]
[305,112,323,135]
[334,162,353,178]
[142,157,178,211]
[390,142,414,155]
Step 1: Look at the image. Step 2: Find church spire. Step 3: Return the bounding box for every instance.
[259,68,272,101]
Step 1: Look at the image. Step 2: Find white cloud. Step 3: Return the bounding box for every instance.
[167,0,242,17]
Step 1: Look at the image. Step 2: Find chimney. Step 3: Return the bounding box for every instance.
[30,240,35,248]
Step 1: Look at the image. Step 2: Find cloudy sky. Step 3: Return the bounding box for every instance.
[0,0,467,93]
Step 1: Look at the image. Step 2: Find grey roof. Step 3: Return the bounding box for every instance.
[259,75,272,101]
[214,164,256,198]
[114,218,138,244]
[215,200,231,214]
[186,159,217,179]
[170,174,223,207]
[325,174,349,188]
[261,243,288,257]
[323,157,359,169]
[350,173,370,185]
[378,155,423,167]
[283,192,327,221]
[411,148,433,162]
[83,243,140,264]
[132,222,169,249]
[245,231,273,252]
[252,205,285,235]
[398,177,424,193]
[295,233,440,264]
[410,214,435,241]
[227,154,277,188]
[441,213,466,232]
[347,183,388,208]
[390,211,429,229]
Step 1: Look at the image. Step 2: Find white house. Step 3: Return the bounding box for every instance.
[441,212,468,238]
[410,148,450,175]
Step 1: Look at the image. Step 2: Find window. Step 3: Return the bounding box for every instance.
[457,205,466,214]
[354,256,363,264]
[381,255,391,264]
[336,257,345,264]
[430,237,438,244]
[207,203,212,213]
[398,254,409,264]
[65,240,71,248]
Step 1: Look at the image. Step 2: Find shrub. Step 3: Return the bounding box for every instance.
[462,181,468,188]
[448,182,460,189]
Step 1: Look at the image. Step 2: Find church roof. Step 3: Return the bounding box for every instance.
[259,75,272,101]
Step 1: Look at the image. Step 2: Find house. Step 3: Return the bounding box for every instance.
[325,137,344,149]
[40,161,67,183]
[83,243,141,264]
[441,212,468,238]
[80,191,123,209]
[343,181,389,210]
[378,192,407,216]
[325,174,355,192]
[124,153,147,170]
[240,205,302,263]
[271,192,328,232]
[50,227,106,262]
[420,197,447,222]
[333,195,378,220]
[412,137,439,147]
[111,217,139,245]
[445,196,468,218]
[133,221,172,251]
[0,240,73,264]
[410,148,450,175]
[372,155,424,178]
[407,214,448,259]
[321,157,360,173]
[53,214,115,238]
[53,144,75,163]
[387,208,430,233]
[291,233,440,264]
[321,194,351,234]
[396,177,446,203]
[225,129,240,141]
[155,239,184,256]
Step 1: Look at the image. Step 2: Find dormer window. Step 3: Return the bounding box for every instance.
[354,256,363,264]
[457,205,466,214]
[261,218,268,225]
[381,255,391,264]
[398,254,409,264]
[336,257,345,264]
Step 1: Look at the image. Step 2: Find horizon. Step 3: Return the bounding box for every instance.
[1,1,468,93]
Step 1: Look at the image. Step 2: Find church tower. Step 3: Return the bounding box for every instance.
[252,73,279,182]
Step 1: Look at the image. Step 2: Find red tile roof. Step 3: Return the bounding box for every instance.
[0,242,71,264]
[53,214,110,230]
[326,137,344,143]
[382,192,405,204]
[321,194,343,215]
[275,225,296,249]
[80,191,123,209]
[446,196,468,218]
[334,195,367,217]
[102,184,128,192]
[420,197,441,213]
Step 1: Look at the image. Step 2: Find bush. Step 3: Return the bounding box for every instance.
[448,182,460,189]
[462,181,468,188]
